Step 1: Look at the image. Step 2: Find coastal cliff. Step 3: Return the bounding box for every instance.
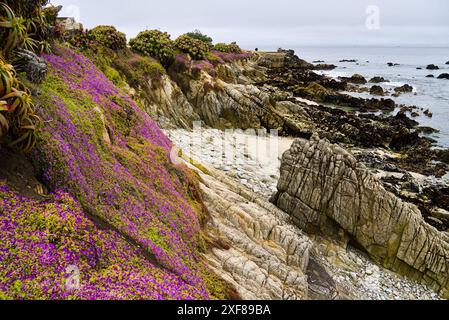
[1,8,448,300]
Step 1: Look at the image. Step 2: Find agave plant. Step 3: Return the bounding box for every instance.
[0,56,41,152]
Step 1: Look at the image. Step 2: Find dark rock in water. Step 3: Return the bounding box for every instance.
[313,64,337,71]
[339,74,367,84]
[437,73,449,80]
[410,112,420,118]
[446,61,449,65]
[424,109,434,118]
[370,85,385,96]
[387,62,400,67]
[369,76,389,83]
[313,60,325,63]
[394,84,414,94]
[416,67,423,70]
[426,74,435,78]
[426,64,440,70]
[339,59,357,63]
[12,49,48,84]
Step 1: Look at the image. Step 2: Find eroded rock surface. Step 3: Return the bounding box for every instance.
[195,164,313,300]
[272,135,449,297]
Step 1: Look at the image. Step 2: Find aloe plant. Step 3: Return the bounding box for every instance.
[0,56,41,152]
[0,3,29,56]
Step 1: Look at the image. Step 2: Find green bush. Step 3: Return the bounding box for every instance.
[213,43,228,53]
[129,30,175,66]
[0,57,41,152]
[145,62,166,80]
[185,30,212,45]
[174,35,209,60]
[213,42,242,54]
[89,25,127,50]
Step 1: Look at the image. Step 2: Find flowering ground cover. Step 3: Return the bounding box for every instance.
[0,45,228,299]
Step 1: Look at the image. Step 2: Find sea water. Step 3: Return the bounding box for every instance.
[295,46,449,147]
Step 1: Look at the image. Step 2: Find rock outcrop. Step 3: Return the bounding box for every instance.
[197,164,312,300]
[370,85,385,96]
[13,49,48,84]
[426,64,440,70]
[272,136,449,297]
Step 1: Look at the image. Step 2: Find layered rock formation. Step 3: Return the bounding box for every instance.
[272,135,449,297]
[197,164,312,300]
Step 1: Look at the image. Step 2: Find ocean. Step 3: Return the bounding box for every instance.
[293,47,449,147]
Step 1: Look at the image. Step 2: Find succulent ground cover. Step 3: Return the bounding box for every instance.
[0,45,233,299]
[0,184,208,299]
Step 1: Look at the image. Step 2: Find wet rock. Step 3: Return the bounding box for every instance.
[426,64,440,70]
[417,126,438,134]
[423,109,433,118]
[437,73,449,80]
[387,62,400,67]
[369,76,389,83]
[340,74,367,84]
[394,84,414,95]
[370,85,385,96]
[426,74,435,78]
[340,59,358,63]
[313,64,337,71]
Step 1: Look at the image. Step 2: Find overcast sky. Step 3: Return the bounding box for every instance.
[50,0,449,49]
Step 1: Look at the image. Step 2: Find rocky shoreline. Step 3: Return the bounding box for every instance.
[167,128,441,300]
[163,49,449,299]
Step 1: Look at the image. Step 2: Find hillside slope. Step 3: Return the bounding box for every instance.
[0,45,228,299]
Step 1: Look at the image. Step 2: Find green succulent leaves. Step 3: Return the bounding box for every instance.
[0,56,41,152]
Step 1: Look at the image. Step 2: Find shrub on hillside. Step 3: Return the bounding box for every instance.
[128,55,166,80]
[89,25,127,50]
[214,42,242,54]
[174,35,209,60]
[185,29,213,45]
[2,0,49,18]
[129,30,175,66]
